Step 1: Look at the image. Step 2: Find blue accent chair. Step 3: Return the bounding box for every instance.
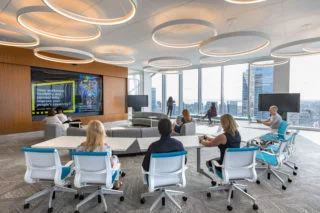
[140,151,188,212]
[21,147,77,212]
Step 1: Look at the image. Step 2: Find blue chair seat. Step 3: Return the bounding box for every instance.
[261,134,279,141]
[256,152,278,166]
[264,144,279,152]
[61,166,72,180]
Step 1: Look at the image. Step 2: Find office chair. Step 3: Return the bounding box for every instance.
[206,147,259,211]
[140,151,188,212]
[72,151,124,213]
[21,147,77,213]
[256,133,294,190]
[260,120,288,144]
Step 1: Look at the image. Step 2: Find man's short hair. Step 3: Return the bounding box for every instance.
[158,118,172,136]
[270,105,278,112]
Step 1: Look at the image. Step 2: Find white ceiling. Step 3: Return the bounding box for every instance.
[1,0,320,72]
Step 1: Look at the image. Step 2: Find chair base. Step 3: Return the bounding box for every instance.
[75,187,123,212]
[257,165,293,189]
[141,189,186,212]
[24,183,77,210]
[207,182,257,210]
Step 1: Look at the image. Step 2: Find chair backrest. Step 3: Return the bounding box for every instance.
[72,152,113,189]
[180,120,196,136]
[21,147,62,184]
[277,121,288,139]
[148,151,187,191]
[275,133,294,163]
[44,123,63,140]
[285,130,299,157]
[222,147,259,183]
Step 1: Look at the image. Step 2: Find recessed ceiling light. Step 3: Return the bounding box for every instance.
[42,0,137,25]
[34,47,94,64]
[224,0,266,4]
[271,37,320,58]
[199,31,270,57]
[148,56,192,69]
[17,6,101,41]
[250,57,289,67]
[0,23,39,47]
[152,19,217,48]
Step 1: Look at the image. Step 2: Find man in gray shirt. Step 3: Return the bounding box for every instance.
[257,105,282,129]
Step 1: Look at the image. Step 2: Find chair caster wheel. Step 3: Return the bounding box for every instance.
[74,211,79,213]
[48,207,53,213]
[121,172,126,177]
[282,185,287,190]
[207,192,211,198]
[52,191,55,200]
[24,203,30,209]
[288,178,292,183]
[267,173,271,179]
[182,196,187,201]
[79,194,84,200]
[256,180,260,184]
[162,197,165,206]
[253,204,259,210]
[294,166,298,170]
[140,198,145,204]
[293,171,297,176]
[98,195,101,203]
[74,194,79,199]
[244,189,247,193]
[120,196,124,202]
[227,205,233,211]
[67,184,72,188]
[211,181,216,186]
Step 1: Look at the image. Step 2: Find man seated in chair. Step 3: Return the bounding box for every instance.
[257,105,282,130]
[142,118,185,171]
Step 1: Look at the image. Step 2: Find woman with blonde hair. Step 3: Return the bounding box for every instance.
[77,120,124,189]
[172,109,192,134]
[198,114,241,172]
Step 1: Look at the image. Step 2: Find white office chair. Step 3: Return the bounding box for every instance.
[207,147,259,211]
[21,147,77,213]
[140,151,188,212]
[72,151,124,213]
[256,133,294,190]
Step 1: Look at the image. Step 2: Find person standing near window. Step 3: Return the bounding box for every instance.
[167,96,175,117]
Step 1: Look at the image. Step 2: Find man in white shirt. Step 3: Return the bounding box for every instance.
[257,105,282,129]
[56,107,69,123]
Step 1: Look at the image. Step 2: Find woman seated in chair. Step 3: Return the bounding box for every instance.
[198,114,241,173]
[172,109,192,134]
[202,102,217,124]
[43,108,69,132]
[76,120,124,189]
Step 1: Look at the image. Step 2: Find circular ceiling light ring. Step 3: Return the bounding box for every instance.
[95,55,135,65]
[302,47,320,53]
[34,47,94,64]
[143,66,182,74]
[199,31,270,57]
[17,6,101,41]
[200,56,231,64]
[250,56,289,67]
[270,37,320,58]
[143,66,159,73]
[0,23,40,47]
[42,0,137,25]
[152,19,218,48]
[148,56,192,69]
[224,0,266,4]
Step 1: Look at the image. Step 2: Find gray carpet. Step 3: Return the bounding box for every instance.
[0,131,320,213]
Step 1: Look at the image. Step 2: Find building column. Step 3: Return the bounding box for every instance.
[162,74,166,114]
[198,68,202,114]
[179,73,183,114]
[221,66,224,115]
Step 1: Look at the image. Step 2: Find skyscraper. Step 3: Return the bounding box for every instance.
[151,88,156,112]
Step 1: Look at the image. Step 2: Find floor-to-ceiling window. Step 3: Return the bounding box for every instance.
[151,73,162,113]
[128,73,141,95]
[183,69,198,114]
[201,67,221,115]
[250,64,274,120]
[223,64,248,118]
[289,55,320,128]
[165,74,179,116]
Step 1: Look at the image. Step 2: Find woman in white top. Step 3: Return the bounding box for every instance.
[43,108,68,132]
[76,120,124,189]
[55,106,69,123]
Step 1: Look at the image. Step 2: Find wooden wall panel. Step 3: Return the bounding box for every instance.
[0,46,128,135]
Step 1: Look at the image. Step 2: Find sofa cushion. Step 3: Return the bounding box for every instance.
[111,128,142,138]
[67,127,86,136]
[141,127,160,138]
[44,124,63,140]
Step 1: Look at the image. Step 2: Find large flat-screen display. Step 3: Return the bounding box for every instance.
[258,93,300,112]
[31,67,103,120]
[127,95,148,111]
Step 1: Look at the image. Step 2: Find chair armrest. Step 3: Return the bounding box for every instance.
[64,160,73,167]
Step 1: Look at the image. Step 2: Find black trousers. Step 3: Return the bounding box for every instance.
[167,106,173,116]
